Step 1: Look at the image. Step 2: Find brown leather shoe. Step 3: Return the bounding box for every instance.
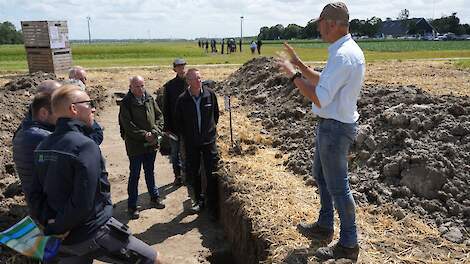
[297,222,334,244]
[315,242,359,261]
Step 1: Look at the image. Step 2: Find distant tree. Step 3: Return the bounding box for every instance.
[397,9,410,20]
[301,19,319,39]
[258,26,270,40]
[283,24,303,39]
[269,24,285,40]
[431,13,460,34]
[365,17,383,37]
[349,19,361,35]
[0,21,23,44]
[461,24,470,35]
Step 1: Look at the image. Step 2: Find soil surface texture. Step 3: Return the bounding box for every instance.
[217,57,470,244]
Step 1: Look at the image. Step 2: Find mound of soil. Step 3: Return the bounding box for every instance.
[0,73,108,263]
[217,57,470,243]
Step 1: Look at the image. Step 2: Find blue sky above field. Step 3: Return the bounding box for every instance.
[1,0,468,40]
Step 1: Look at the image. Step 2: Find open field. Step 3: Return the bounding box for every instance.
[1,40,470,71]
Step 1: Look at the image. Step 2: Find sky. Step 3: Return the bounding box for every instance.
[1,0,469,40]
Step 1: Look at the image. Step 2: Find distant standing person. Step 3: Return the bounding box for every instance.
[162,58,188,186]
[221,38,225,54]
[64,66,104,145]
[205,40,209,53]
[278,2,365,261]
[256,39,263,54]
[119,76,165,219]
[250,40,257,55]
[175,68,219,219]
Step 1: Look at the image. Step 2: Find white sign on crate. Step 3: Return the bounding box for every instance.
[49,26,66,49]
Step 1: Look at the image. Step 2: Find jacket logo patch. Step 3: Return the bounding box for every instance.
[204,104,212,107]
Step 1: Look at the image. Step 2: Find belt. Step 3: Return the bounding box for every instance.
[317,117,332,122]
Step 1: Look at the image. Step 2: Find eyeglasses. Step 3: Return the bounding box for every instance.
[72,100,96,109]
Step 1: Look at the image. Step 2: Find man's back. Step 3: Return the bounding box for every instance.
[31,118,112,245]
[13,120,54,201]
[163,75,187,133]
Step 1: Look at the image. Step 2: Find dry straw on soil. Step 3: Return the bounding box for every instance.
[216,98,469,263]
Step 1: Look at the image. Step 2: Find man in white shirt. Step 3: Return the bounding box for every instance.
[278,2,365,261]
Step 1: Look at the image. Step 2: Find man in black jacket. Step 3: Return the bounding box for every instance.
[30,85,162,264]
[175,68,219,217]
[162,58,188,186]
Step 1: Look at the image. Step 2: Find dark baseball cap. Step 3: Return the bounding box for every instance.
[315,2,349,23]
[173,58,186,67]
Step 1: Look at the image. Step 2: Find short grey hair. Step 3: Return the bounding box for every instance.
[36,80,61,94]
[68,66,85,80]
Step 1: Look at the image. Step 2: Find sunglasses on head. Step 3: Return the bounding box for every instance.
[72,100,96,109]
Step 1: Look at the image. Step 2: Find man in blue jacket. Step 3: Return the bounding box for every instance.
[13,91,56,210]
[30,84,162,264]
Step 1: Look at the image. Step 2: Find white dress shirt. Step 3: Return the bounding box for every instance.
[312,33,365,123]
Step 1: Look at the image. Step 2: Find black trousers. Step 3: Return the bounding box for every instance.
[185,142,218,209]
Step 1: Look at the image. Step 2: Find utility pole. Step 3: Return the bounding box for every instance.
[86,16,91,44]
[240,16,244,52]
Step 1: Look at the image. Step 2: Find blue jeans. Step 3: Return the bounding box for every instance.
[128,151,159,209]
[313,118,358,247]
[170,138,183,177]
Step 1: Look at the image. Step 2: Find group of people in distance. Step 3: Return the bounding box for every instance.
[10,1,365,263]
[198,38,263,55]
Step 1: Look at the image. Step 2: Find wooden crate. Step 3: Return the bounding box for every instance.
[21,21,69,48]
[26,48,73,73]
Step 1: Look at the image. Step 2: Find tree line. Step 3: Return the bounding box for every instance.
[0,22,23,44]
[258,12,470,40]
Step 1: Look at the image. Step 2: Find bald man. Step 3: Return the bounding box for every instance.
[119,76,165,219]
[30,85,162,264]
[64,66,87,90]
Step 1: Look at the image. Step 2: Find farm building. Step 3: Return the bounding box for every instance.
[379,18,437,38]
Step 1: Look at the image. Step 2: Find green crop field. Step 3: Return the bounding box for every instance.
[455,59,470,69]
[1,40,470,72]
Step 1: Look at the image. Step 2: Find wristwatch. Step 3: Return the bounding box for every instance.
[290,72,302,82]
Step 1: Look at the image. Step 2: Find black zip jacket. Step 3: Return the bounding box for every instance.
[163,75,188,133]
[30,118,112,245]
[175,88,219,147]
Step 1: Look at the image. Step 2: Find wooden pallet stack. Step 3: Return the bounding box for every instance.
[21,21,72,74]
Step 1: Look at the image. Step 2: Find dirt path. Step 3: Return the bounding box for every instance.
[96,91,229,263]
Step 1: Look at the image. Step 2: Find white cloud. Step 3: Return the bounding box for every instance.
[2,0,469,39]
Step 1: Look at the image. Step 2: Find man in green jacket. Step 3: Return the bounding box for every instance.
[119,76,165,219]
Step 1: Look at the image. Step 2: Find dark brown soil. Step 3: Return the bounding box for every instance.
[217,57,470,245]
